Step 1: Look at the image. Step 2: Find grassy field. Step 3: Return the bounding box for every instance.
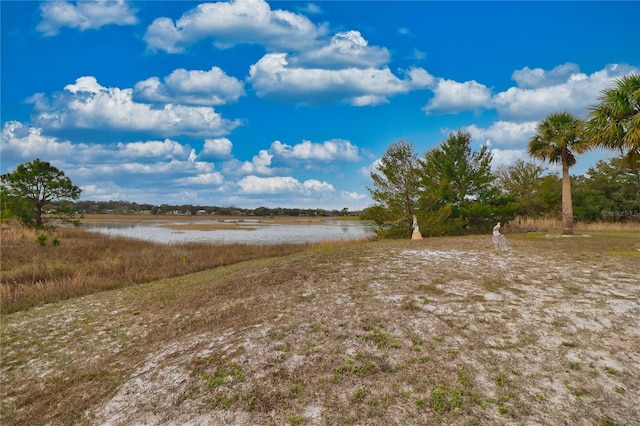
[1,223,639,425]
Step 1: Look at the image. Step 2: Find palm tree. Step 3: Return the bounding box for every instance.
[528,112,590,235]
[588,74,640,169]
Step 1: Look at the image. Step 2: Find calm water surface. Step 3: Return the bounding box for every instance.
[84,219,375,244]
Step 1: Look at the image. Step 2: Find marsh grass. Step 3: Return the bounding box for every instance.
[506,216,640,234]
[1,226,638,425]
[0,222,352,313]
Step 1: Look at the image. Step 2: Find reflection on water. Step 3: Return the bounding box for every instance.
[84,220,375,244]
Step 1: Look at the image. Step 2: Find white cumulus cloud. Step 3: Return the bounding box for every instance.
[421,63,640,122]
[222,150,276,176]
[80,182,125,201]
[1,121,74,161]
[302,179,334,193]
[423,78,492,114]
[249,53,431,106]
[463,121,538,148]
[116,139,191,160]
[175,172,224,186]
[134,66,245,106]
[341,191,368,201]
[203,138,233,158]
[31,76,241,138]
[491,63,639,121]
[143,0,325,53]
[291,30,390,69]
[511,63,581,89]
[37,0,138,36]
[490,149,527,169]
[359,158,382,178]
[237,175,334,195]
[271,139,359,162]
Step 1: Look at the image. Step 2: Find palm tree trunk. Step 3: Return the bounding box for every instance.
[561,159,574,235]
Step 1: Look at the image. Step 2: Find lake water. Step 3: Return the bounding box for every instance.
[84,219,376,245]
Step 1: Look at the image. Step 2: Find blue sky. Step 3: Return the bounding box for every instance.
[2,1,639,210]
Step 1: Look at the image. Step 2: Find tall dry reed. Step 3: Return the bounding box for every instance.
[505,216,640,233]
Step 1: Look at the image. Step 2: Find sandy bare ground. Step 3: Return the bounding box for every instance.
[1,234,639,425]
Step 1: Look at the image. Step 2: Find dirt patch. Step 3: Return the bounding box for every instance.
[1,234,638,425]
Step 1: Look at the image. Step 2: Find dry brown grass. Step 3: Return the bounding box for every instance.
[506,216,640,234]
[0,222,345,313]
[1,226,639,425]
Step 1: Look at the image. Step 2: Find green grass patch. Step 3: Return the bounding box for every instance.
[431,386,463,414]
[590,231,640,239]
[333,359,381,381]
[203,362,245,388]
[604,249,640,257]
[364,331,401,349]
[288,415,306,425]
[604,365,618,375]
[353,388,367,402]
[494,372,508,387]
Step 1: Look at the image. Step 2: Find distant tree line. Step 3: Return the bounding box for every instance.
[70,201,354,218]
[365,74,639,238]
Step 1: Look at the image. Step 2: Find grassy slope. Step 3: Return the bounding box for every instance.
[1,234,639,425]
